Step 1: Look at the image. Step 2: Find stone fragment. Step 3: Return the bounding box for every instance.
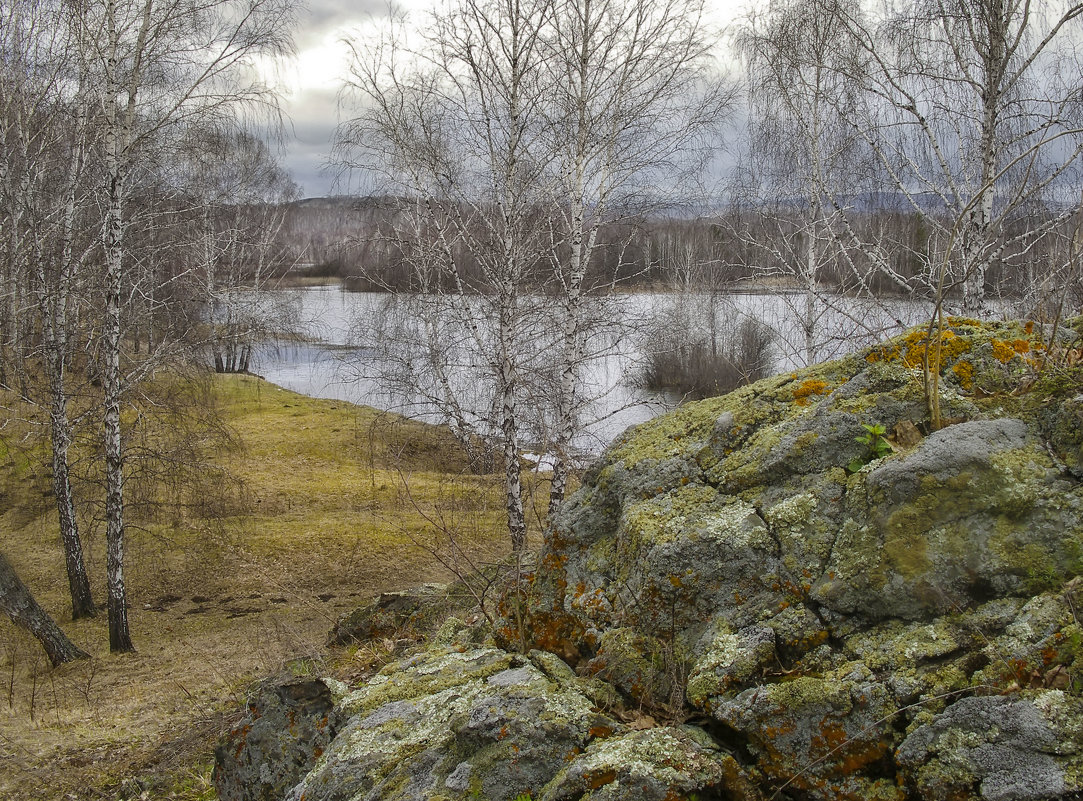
[214,677,342,801]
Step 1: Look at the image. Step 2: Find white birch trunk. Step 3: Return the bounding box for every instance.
[99,0,142,652]
[498,281,526,552]
[50,93,96,620]
[103,160,133,652]
[961,102,998,317]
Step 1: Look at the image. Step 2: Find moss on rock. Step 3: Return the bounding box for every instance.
[216,320,1083,801]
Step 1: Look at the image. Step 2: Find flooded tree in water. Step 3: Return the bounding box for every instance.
[180,127,300,374]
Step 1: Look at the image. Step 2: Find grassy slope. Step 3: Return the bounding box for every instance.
[0,374,525,800]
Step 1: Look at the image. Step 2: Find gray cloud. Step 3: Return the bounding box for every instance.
[283,1,425,196]
[281,87,341,196]
[294,0,396,49]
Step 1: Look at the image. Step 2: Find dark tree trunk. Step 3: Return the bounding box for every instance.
[48,351,97,620]
[0,551,89,666]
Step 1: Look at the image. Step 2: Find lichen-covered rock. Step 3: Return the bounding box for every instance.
[287,646,620,801]
[813,417,1083,621]
[895,692,1083,800]
[713,665,904,801]
[584,628,677,710]
[327,584,451,646]
[686,620,779,708]
[214,677,344,801]
[225,638,764,801]
[513,320,1083,801]
[539,725,757,801]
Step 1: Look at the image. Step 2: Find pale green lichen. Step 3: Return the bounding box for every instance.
[696,500,772,550]
[846,620,960,672]
[764,492,819,529]
[541,726,727,799]
[618,485,721,547]
[607,396,738,467]
[685,625,741,707]
[339,647,514,718]
[755,673,851,714]
[617,488,770,560]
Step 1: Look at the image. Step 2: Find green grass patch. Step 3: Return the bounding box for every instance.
[0,370,527,801]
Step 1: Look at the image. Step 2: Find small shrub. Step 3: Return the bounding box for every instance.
[640,314,775,400]
[847,422,893,472]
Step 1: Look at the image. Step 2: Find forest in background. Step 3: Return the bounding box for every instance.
[278,195,1080,304]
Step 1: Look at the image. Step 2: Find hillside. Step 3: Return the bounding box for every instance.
[0,375,525,800]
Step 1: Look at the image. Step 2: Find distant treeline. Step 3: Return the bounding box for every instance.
[276,195,1063,299]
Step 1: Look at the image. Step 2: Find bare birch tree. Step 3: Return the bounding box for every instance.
[339,0,729,542]
[339,0,553,551]
[731,0,879,366]
[838,0,1083,314]
[0,0,99,620]
[74,0,294,651]
[540,0,728,514]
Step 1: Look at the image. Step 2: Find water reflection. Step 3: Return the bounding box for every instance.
[249,285,932,454]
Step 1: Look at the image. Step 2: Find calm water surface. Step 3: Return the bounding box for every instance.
[250,286,931,454]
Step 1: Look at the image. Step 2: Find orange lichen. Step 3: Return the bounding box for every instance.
[991,339,1017,363]
[585,770,618,790]
[793,379,830,406]
[810,718,889,775]
[868,327,972,372]
[951,359,974,390]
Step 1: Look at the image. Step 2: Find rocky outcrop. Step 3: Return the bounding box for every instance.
[217,319,1083,801]
[214,677,344,801]
[326,584,454,646]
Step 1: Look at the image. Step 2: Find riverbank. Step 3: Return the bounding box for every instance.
[0,375,530,800]
[273,272,931,299]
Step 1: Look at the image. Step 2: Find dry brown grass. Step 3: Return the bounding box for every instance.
[0,374,535,800]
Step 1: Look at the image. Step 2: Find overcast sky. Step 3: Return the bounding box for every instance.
[270,0,400,197]
[277,0,745,198]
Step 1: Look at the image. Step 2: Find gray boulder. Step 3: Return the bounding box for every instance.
[896,693,1083,800]
[214,677,344,801]
[286,646,614,801]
